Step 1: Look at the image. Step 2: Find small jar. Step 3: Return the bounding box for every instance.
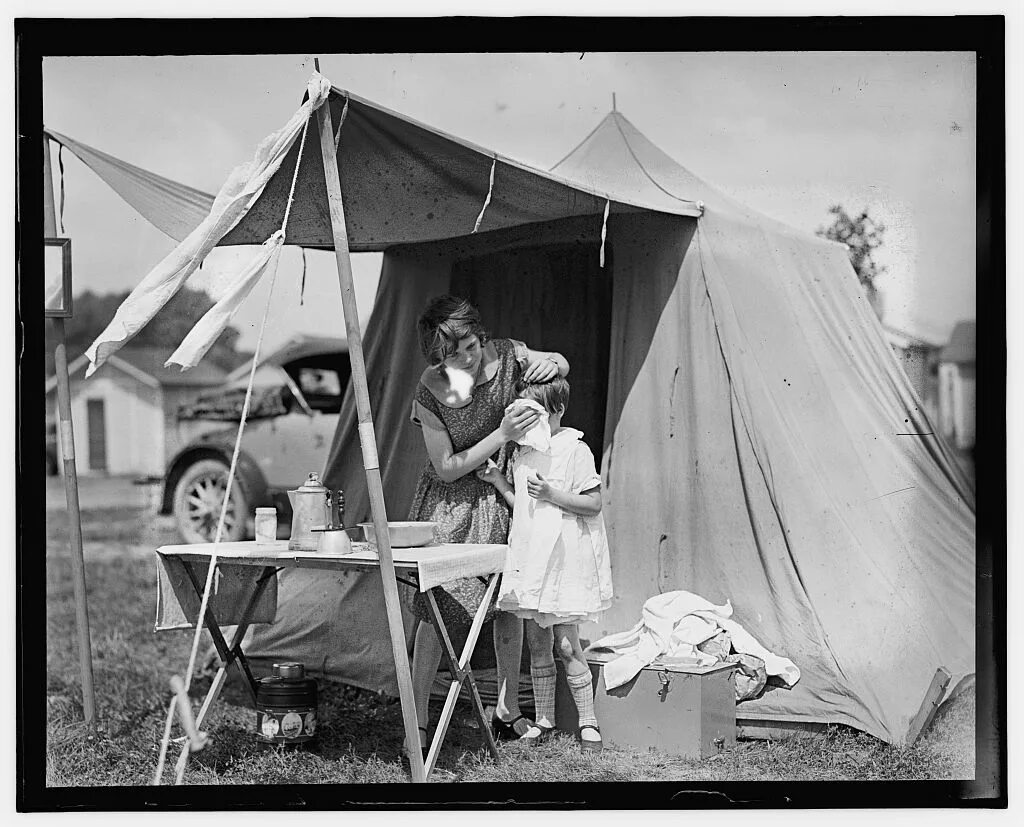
[255,507,277,544]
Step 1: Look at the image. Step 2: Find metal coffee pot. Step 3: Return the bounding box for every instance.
[286,472,330,551]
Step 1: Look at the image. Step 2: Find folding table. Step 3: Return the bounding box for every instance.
[156,539,507,779]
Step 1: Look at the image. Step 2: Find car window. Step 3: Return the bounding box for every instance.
[297,367,342,398]
[290,366,344,413]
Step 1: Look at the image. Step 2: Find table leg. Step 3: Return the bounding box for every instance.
[180,561,268,704]
[170,565,278,784]
[422,572,501,772]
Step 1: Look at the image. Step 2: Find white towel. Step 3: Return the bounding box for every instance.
[506,398,551,452]
[587,589,801,690]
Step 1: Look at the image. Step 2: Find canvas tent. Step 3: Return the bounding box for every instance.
[58,83,974,745]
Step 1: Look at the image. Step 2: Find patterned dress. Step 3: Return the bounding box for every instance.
[407,338,527,629]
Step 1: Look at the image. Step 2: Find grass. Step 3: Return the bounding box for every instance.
[43,502,976,786]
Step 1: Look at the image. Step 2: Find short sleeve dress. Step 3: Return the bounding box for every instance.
[496,428,614,628]
[407,338,527,629]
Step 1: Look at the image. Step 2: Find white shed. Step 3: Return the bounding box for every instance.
[45,346,227,476]
[937,320,976,452]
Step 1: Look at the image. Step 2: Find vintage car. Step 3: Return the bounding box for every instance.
[161,335,350,543]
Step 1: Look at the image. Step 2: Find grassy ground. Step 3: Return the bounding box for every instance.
[44,498,976,786]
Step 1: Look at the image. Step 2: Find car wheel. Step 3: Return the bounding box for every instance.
[172,458,248,544]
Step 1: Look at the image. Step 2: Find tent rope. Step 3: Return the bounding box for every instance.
[599,199,610,268]
[333,95,349,155]
[57,143,66,235]
[472,157,496,233]
[152,113,313,786]
[299,247,308,306]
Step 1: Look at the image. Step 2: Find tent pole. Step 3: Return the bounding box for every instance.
[314,100,426,783]
[44,137,97,732]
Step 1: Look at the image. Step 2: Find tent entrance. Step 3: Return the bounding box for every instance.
[449,241,613,466]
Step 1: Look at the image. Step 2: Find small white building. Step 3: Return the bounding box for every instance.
[883,325,940,423]
[937,321,976,452]
[45,346,227,476]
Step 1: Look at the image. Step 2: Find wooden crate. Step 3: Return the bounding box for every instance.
[555,652,737,758]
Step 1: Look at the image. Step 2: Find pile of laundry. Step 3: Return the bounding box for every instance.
[586,590,801,702]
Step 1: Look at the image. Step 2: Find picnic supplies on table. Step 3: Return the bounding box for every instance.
[155,540,506,780]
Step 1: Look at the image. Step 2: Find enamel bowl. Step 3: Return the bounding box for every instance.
[358,521,437,548]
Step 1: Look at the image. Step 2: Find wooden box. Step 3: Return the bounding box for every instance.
[555,652,737,758]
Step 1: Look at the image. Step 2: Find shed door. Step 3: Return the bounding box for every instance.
[87,399,107,471]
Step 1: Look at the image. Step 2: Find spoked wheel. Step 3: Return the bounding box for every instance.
[172,458,248,544]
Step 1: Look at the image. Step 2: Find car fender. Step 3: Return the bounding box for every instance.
[161,445,270,515]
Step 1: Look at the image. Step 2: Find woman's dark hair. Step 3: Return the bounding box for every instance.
[514,375,570,416]
[416,295,490,366]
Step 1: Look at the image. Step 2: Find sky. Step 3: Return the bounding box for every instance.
[42,51,976,352]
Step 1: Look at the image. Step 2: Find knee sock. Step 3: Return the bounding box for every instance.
[566,670,598,729]
[531,662,557,725]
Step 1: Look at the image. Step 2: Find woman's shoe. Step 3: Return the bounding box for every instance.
[491,713,532,741]
[520,722,556,747]
[577,724,603,753]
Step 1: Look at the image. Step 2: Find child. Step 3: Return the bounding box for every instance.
[476,376,613,751]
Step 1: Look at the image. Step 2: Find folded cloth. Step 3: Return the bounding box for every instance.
[155,553,278,631]
[506,398,551,451]
[586,589,800,691]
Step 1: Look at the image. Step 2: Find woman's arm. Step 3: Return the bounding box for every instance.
[419,405,540,484]
[521,347,570,383]
[526,474,602,517]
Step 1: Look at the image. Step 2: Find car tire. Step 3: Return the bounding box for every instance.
[172,458,248,544]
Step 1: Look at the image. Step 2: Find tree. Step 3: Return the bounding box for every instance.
[816,204,887,319]
[45,286,241,375]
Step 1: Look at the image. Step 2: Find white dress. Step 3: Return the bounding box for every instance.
[497,428,614,628]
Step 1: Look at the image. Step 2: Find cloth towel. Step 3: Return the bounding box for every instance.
[84,72,332,376]
[586,589,801,691]
[506,398,551,451]
[155,553,278,632]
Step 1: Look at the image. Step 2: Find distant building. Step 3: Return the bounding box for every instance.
[45,346,227,476]
[937,320,976,452]
[883,325,940,423]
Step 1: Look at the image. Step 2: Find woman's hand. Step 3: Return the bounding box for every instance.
[526,472,556,503]
[499,404,540,441]
[522,355,559,384]
[475,459,505,488]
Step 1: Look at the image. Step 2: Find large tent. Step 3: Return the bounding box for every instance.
[58,82,975,745]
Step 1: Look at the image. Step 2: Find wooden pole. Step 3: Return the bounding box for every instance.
[44,137,97,731]
[905,667,952,746]
[314,97,427,782]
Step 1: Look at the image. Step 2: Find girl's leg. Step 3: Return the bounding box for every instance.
[492,612,530,735]
[408,620,440,751]
[553,624,600,742]
[525,620,556,733]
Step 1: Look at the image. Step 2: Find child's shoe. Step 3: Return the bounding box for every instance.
[577,724,603,753]
[520,722,556,747]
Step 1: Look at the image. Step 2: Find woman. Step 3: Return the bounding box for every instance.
[406,294,569,756]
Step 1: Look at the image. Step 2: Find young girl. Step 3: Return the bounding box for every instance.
[476,376,613,751]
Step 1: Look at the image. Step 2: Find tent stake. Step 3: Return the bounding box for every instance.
[44,137,97,733]
[314,97,426,782]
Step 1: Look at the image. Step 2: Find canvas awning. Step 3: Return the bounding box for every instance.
[219,87,702,252]
[44,127,215,243]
